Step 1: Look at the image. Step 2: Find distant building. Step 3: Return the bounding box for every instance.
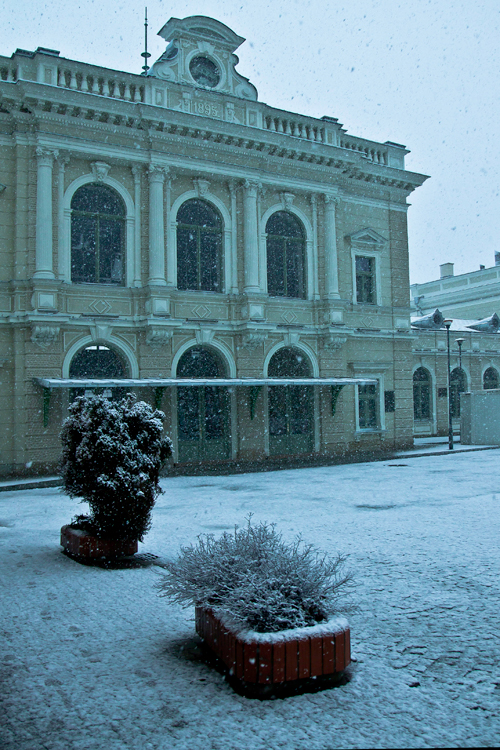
[411,260,500,437]
[0,16,427,477]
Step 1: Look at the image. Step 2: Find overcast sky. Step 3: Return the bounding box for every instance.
[2,0,499,284]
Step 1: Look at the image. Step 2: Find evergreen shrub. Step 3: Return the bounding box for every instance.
[60,393,172,541]
[158,519,353,633]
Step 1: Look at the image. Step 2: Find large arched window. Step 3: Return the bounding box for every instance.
[413,367,431,420]
[266,211,306,299]
[69,344,128,400]
[450,368,467,418]
[71,184,125,284]
[176,346,229,461]
[177,199,223,292]
[268,347,313,454]
[483,367,499,390]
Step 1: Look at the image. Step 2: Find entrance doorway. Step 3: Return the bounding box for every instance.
[176,347,230,462]
[268,347,314,456]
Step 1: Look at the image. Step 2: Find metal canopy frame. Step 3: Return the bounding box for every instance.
[33,376,378,427]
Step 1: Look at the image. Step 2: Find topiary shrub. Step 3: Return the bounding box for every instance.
[60,393,172,541]
[158,518,353,633]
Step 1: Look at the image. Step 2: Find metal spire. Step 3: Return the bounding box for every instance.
[141,7,151,75]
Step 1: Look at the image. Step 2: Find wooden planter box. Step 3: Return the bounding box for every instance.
[60,524,138,561]
[195,606,351,698]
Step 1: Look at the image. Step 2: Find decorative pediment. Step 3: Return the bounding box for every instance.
[346,228,387,249]
[150,16,258,101]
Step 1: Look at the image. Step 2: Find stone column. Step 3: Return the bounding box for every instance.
[164,174,176,287]
[311,194,320,300]
[229,181,238,294]
[35,146,58,279]
[243,179,261,293]
[324,193,340,299]
[131,165,142,287]
[57,154,69,281]
[148,165,167,286]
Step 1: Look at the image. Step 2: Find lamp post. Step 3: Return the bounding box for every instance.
[455,337,464,370]
[443,319,453,450]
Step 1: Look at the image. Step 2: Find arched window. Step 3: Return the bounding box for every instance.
[71,184,125,284]
[413,367,431,420]
[176,347,229,461]
[268,347,313,454]
[266,211,306,299]
[69,344,128,400]
[177,200,223,292]
[483,367,499,390]
[450,368,467,418]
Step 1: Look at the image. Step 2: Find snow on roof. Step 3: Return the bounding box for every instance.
[34,377,377,389]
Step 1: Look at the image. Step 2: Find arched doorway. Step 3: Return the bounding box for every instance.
[69,344,128,400]
[176,347,230,462]
[413,367,431,420]
[450,368,467,418]
[267,347,313,456]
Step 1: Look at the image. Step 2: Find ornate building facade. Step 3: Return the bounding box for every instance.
[0,16,427,477]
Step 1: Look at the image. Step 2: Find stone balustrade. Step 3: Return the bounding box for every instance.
[55,65,145,103]
[263,111,326,143]
[339,137,388,165]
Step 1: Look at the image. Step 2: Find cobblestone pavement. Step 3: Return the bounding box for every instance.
[1,450,500,749]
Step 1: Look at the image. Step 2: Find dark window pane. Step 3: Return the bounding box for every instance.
[71,184,125,285]
[71,215,97,283]
[290,386,312,434]
[200,233,221,291]
[266,211,305,299]
[177,227,199,290]
[269,386,288,435]
[356,256,375,304]
[450,368,467,418]
[178,387,200,440]
[413,368,431,419]
[176,200,222,292]
[177,346,224,378]
[358,384,377,428]
[204,387,224,438]
[483,367,499,390]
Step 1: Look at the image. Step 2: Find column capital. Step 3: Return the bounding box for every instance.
[131,164,143,178]
[310,193,319,207]
[36,146,58,166]
[56,153,70,168]
[148,164,169,182]
[324,192,340,207]
[242,178,262,196]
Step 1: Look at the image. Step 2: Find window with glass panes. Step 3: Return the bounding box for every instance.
[358,384,378,429]
[268,348,312,438]
[176,199,222,292]
[266,211,306,299]
[69,344,127,400]
[355,255,376,304]
[413,367,431,419]
[71,184,125,284]
[483,367,499,390]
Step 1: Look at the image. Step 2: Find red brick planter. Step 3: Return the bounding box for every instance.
[60,524,138,561]
[195,606,351,698]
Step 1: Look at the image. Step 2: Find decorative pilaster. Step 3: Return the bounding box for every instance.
[324,193,340,299]
[57,154,70,280]
[311,194,320,300]
[164,173,176,287]
[131,165,142,287]
[243,179,261,293]
[229,181,238,293]
[148,165,168,286]
[35,146,58,279]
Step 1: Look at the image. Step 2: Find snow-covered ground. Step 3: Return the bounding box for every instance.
[1,450,500,749]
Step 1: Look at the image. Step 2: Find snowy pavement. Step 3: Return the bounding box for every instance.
[1,450,500,749]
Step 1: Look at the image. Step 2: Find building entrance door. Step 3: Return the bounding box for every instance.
[268,347,314,456]
[176,347,230,463]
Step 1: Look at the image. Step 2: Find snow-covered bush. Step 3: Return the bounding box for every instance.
[60,393,172,541]
[158,519,352,633]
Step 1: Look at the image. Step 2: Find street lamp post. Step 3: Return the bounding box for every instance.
[455,337,464,370]
[443,319,453,450]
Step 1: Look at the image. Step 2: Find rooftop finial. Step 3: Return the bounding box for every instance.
[141,7,151,75]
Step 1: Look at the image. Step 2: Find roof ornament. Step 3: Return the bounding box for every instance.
[466,313,500,333]
[411,309,444,330]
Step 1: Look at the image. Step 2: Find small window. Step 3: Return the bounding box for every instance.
[355,256,376,304]
[483,367,499,390]
[266,211,306,299]
[358,384,378,429]
[413,367,431,420]
[71,184,125,285]
[177,199,223,292]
